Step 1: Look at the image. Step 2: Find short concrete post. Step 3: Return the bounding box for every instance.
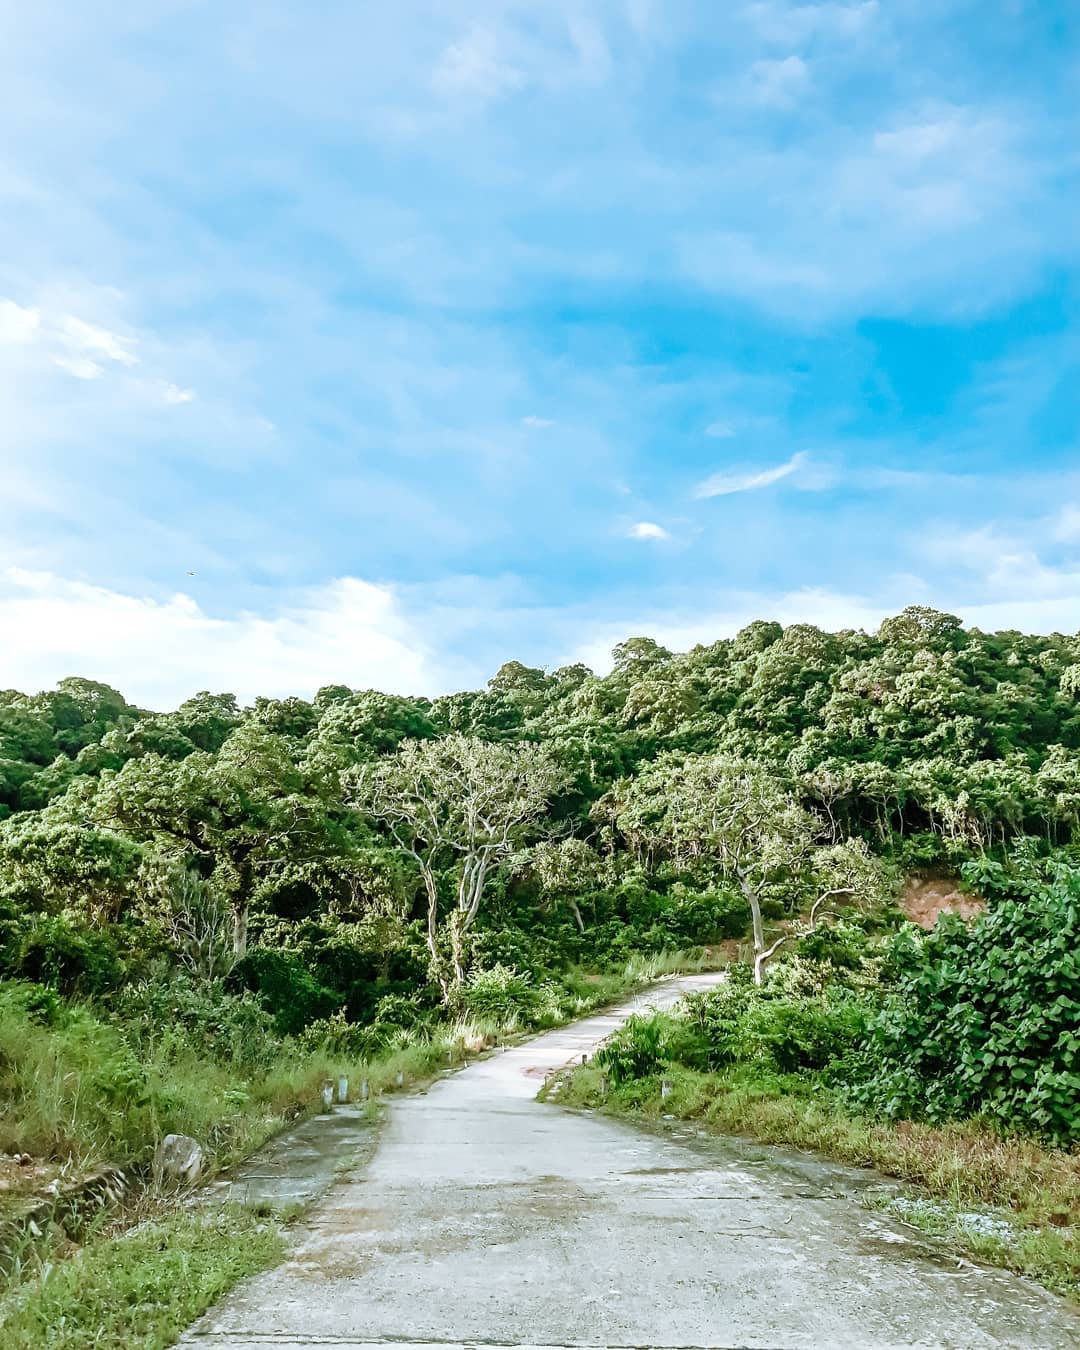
[661,1078,673,1101]
[599,1074,609,1099]
[581,1053,588,1065]
[447,1047,453,1064]
[337,1075,349,1104]
[395,1070,404,1088]
[360,1078,370,1102]
[321,1080,335,1111]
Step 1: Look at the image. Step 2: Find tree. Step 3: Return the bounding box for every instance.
[351,734,563,997]
[611,754,888,982]
[751,838,893,976]
[139,857,234,981]
[0,814,144,925]
[611,636,673,675]
[527,837,603,933]
[91,721,334,956]
[488,661,550,695]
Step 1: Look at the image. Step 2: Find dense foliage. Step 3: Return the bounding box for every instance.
[2,605,1079,1154]
[595,850,1080,1146]
[858,849,1080,1145]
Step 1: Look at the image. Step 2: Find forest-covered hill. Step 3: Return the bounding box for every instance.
[1,603,1078,1151]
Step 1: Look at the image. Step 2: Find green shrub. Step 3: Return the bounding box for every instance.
[7,916,123,996]
[231,947,343,1035]
[678,966,871,1075]
[370,991,428,1034]
[856,855,1080,1145]
[597,1012,670,1084]
[296,1009,373,1059]
[462,963,534,1024]
[110,976,281,1074]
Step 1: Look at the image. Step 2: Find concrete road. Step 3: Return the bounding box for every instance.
[184,974,1078,1350]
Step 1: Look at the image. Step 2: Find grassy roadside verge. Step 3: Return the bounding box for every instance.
[0,1205,284,1350]
[547,1062,1080,1303]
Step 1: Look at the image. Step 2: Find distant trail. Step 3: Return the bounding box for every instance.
[183,973,1077,1350]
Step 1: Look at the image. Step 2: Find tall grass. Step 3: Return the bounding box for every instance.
[0,988,362,1175]
[0,1205,284,1350]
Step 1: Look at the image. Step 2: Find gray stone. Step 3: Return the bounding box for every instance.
[156,1133,203,1185]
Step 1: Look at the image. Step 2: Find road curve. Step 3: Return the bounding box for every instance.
[184,973,1077,1350]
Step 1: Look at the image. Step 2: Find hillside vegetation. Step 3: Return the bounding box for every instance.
[1,606,1078,1268]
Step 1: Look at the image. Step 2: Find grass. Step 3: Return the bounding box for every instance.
[0,991,368,1177]
[550,1061,1080,1302]
[0,1204,284,1349]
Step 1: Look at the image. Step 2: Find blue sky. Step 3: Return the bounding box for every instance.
[2,1,1078,707]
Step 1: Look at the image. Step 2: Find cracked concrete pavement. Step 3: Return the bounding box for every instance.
[182,973,1078,1350]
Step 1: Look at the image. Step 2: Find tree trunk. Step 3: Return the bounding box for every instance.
[737,869,767,986]
[232,904,248,959]
[420,867,450,1004]
[449,912,466,990]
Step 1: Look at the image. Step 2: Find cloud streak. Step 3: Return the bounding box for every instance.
[695,452,809,499]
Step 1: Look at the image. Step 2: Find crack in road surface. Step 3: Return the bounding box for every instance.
[183,975,1078,1350]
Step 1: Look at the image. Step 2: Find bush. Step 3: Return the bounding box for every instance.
[462,964,534,1024]
[855,855,1080,1145]
[679,965,871,1075]
[6,916,123,996]
[230,947,343,1035]
[110,976,282,1074]
[367,992,432,1046]
[597,1012,670,1085]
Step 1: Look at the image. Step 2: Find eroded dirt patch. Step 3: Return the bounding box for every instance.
[901,874,985,929]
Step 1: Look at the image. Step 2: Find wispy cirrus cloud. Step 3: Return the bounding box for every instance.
[695,451,809,499]
[432,27,525,101]
[744,54,811,107]
[0,293,194,404]
[745,1,880,45]
[704,420,737,439]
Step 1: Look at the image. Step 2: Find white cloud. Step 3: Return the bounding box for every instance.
[51,354,104,381]
[432,28,525,101]
[567,16,612,83]
[0,568,441,709]
[695,451,808,499]
[704,420,736,439]
[678,231,831,303]
[746,55,810,108]
[920,522,1080,604]
[677,101,1043,318]
[58,315,138,367]
[627,521,670,541]
[0,299,40,344]
[746,1,879,45]
[1053,505,1080,543]
[162,382,196,405]
[571,578,1080,676]
[0,295,147,385]
[521,414,554,428]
